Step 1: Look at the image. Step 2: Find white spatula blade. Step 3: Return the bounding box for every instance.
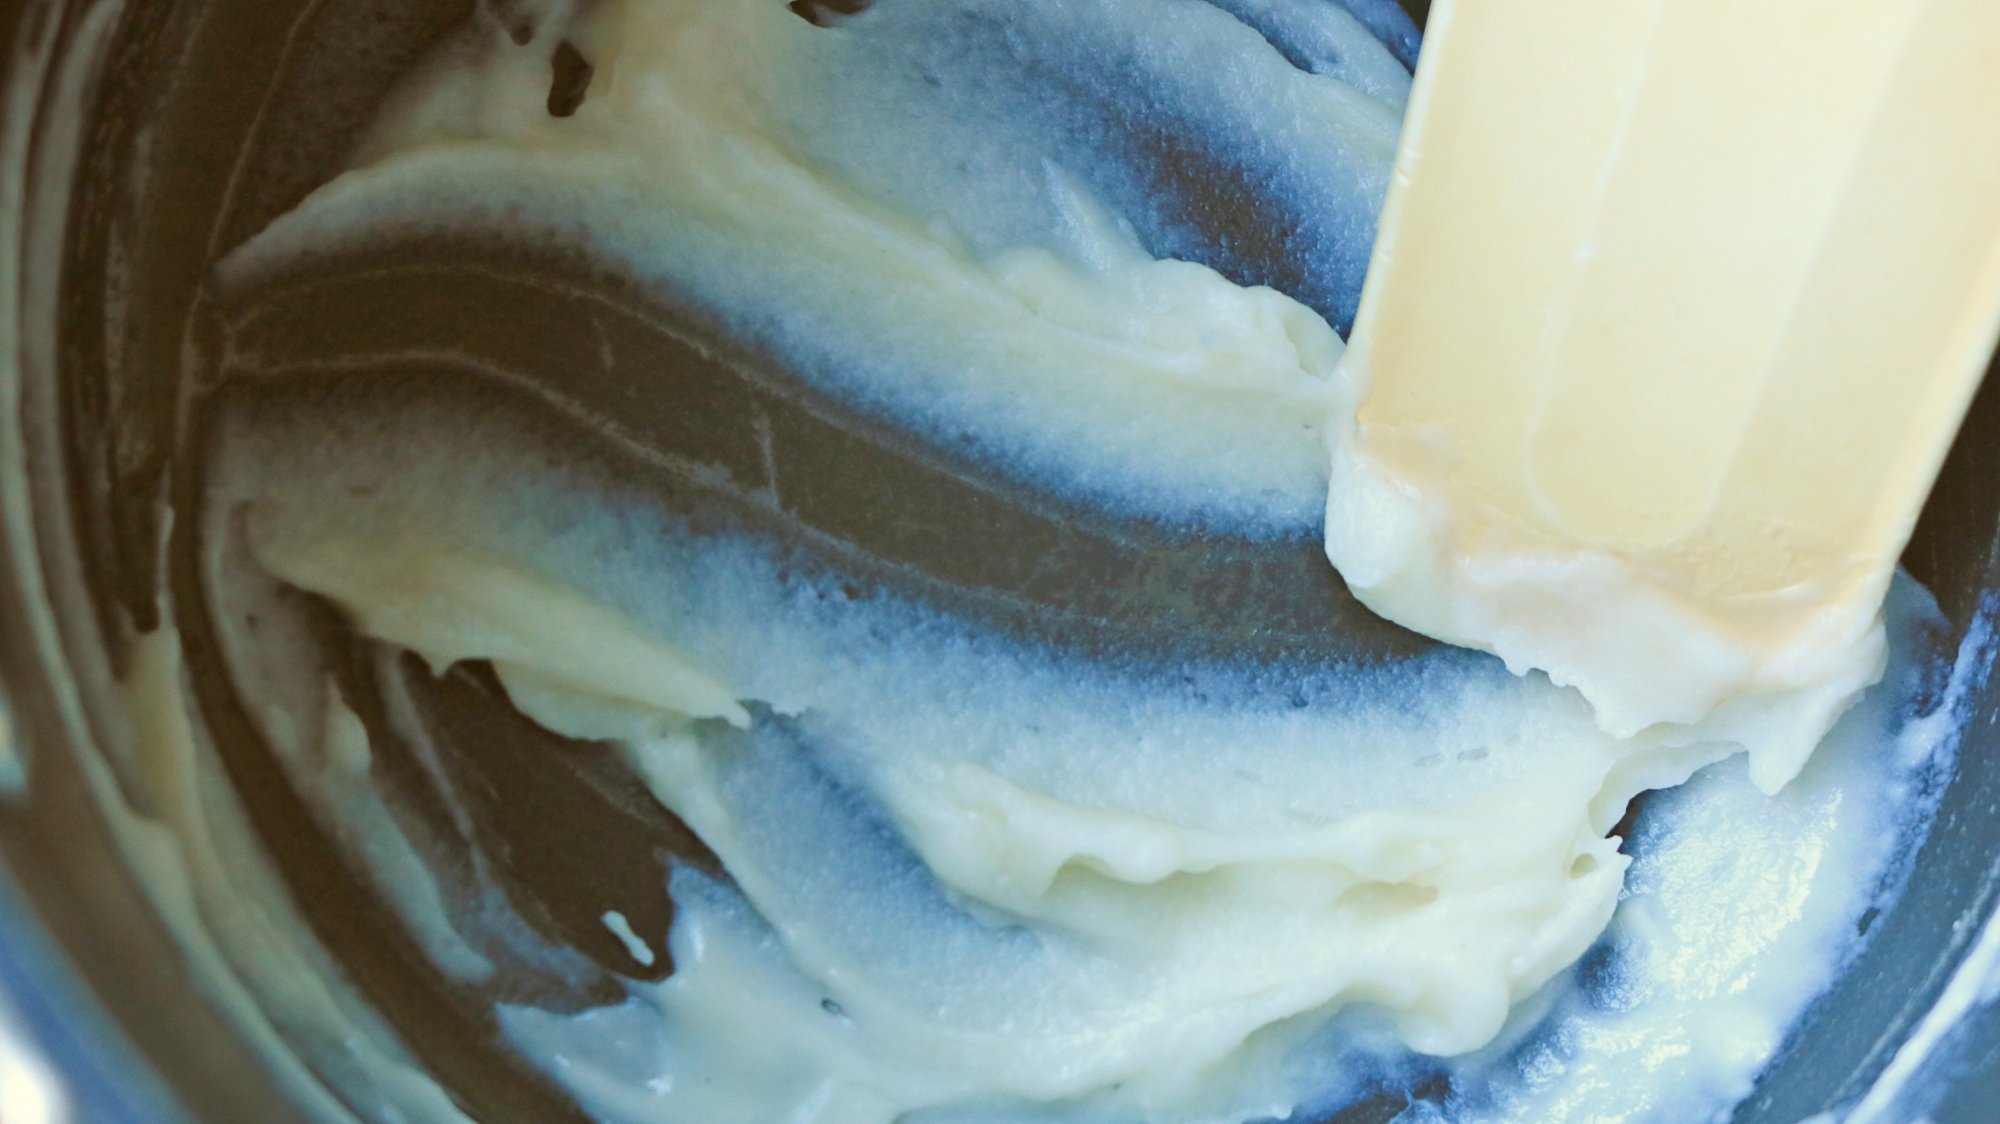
[1327,0,2000,789]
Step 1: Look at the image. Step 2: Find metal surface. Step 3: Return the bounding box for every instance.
[0,1,1996,1121]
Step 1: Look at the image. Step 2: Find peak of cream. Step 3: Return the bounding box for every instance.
[1326,0,2000,790]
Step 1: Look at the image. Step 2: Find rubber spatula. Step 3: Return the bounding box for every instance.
[1324,0,2000,790]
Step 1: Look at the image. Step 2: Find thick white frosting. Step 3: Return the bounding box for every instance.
[81,1,1971,1121]
[201,347,1946,1123]
[222,0,1407,536]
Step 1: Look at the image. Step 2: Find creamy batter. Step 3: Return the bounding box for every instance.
[85,1,1983,1121]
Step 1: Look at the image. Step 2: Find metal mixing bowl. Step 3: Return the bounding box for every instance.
[2,1,1997,1120]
